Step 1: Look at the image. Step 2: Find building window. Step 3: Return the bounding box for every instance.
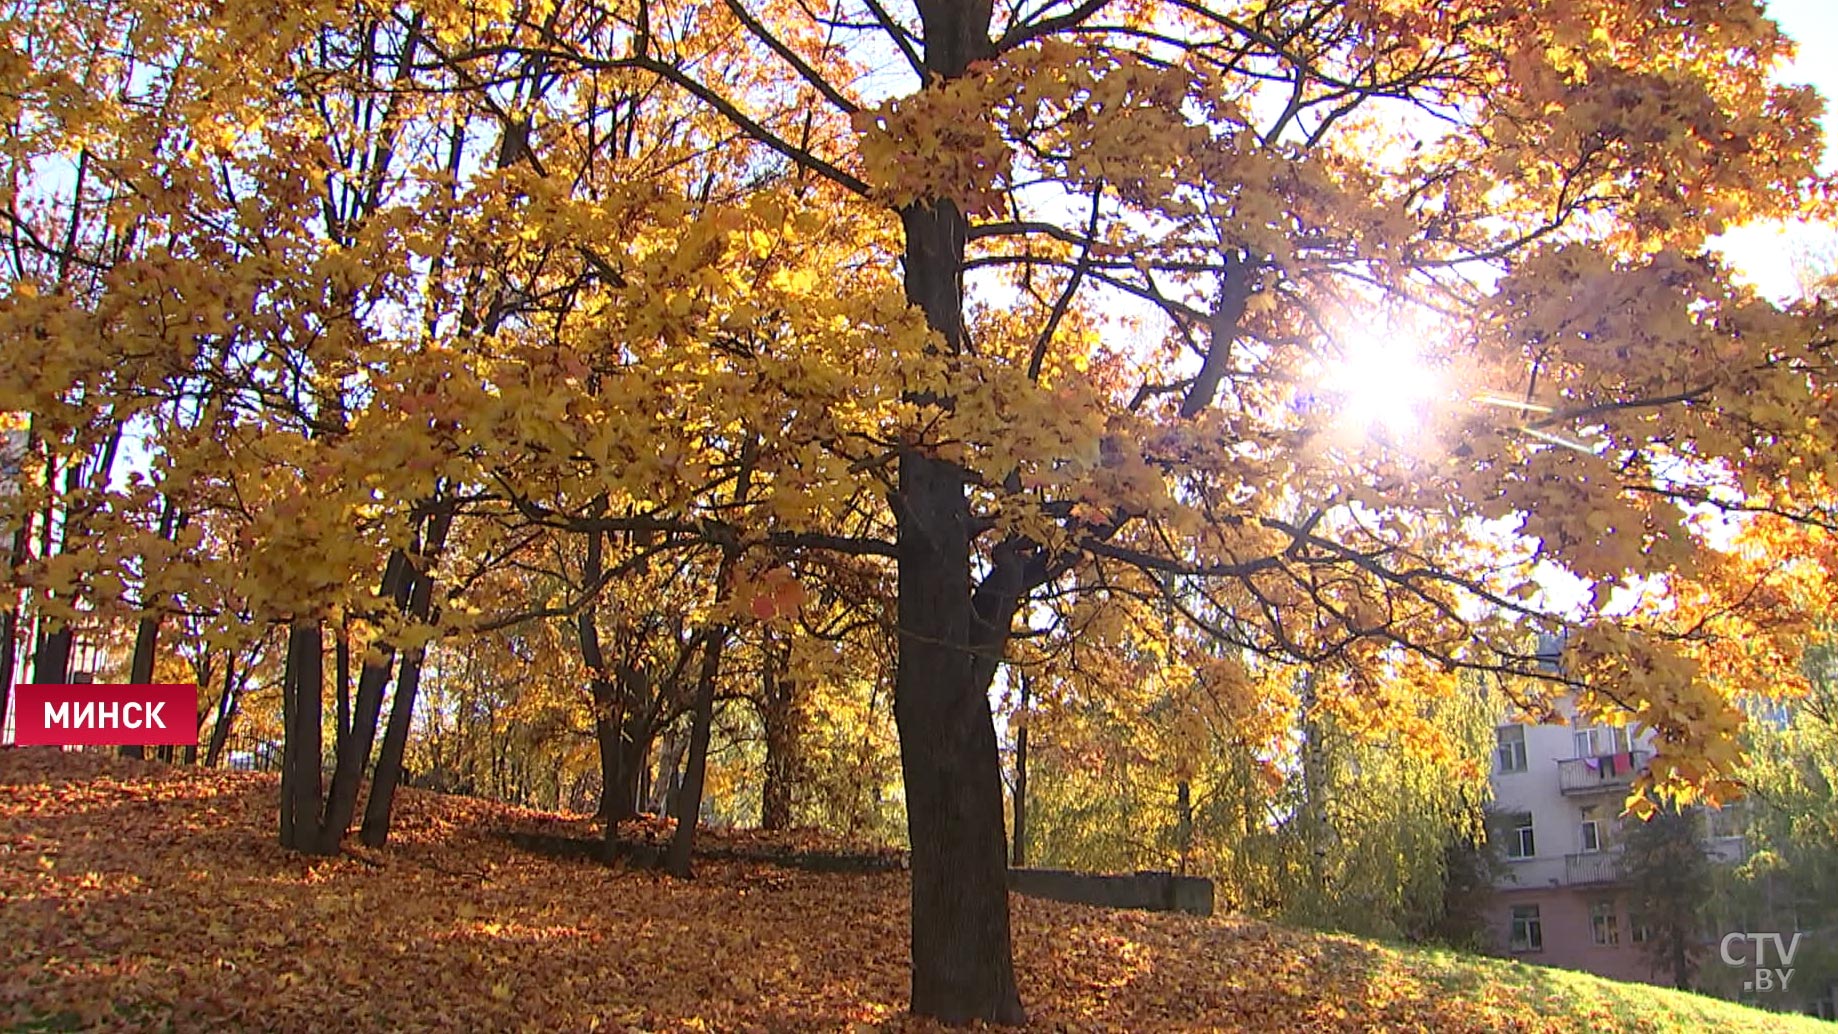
[1630,914,1651,944]
[1580,806,1601,853]
[1590,901,1620,946]
[1707,802,1748,839]
[1506,813,1535,859]
[1496,725,1527,773]
[1573,725,1629,758]
[1510,905,1543,952]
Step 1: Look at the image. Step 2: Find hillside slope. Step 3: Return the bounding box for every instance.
[0,749,1822,1033]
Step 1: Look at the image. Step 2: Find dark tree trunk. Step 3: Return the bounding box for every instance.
[0,436,33,746]
[31,625,72,687]
[120,500,178,760]
[358,509,452,846]
[203,656,241,768]
[574,521,643,827]
[360,643,428,846]
[593,713,623,820]
[666,629,725,878]
[888,5,1024,1018]
[593,706,652,827]
[0,608,16,747]
[649,722,687,816]
[316,549,414,853]
[1011,670,1030,868]
[279,620,327,853]
[118,611,162,761]
[637,745,652,812]
[894,445,1024,1025]
[1175,780,1194,874]
[29,433,115,696]
[759,651,802,831]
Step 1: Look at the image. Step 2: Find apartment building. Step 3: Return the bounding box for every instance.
[1484,702,1749,983]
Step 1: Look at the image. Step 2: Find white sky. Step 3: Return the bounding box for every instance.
[1714,0,1838,298]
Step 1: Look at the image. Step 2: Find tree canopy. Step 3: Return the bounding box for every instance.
[2,0,1834,1023]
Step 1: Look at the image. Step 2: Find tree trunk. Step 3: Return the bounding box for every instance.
[1011,670,1030,868]
[204,683,237,771]
[666,629,726,878]
[894,444,1024,1024]
[118,610,163,761]
[279,620,327,853]
[593,714,622,820]
[1175,780,1194,875]
[125,499,183,761]
[359,509,451,847]
[316,549,415,853]
[0,432,34,746]
[360,642,428,846]
[759,653,802,831]
[592,704,653,827]
[574,522,641,827]
[0,608,16,746]
[889,5,1024,1015]
[31,625,72,687]
[649,722,687,816]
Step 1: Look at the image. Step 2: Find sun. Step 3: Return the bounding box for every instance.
[1316,328,1443,440]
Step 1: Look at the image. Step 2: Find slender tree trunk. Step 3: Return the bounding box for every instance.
[360,642,428,846]
[122,500,180,760]
[29,432,118,694]
[359,508,451,845]
[1011,670,1030,868]
[279,620,327,853]
[0,427,36,745]
[1175,780,1194,875]
[315,548,416,853]
[118,614,162,761]
[615,711,651,818]
[0,608,16,746]
[574,521,637,826]
[666,629,726,878]
[649,722,687,816]
[204,657,239,768]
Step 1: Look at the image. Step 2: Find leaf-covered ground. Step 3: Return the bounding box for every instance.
[1,749,1822,1033]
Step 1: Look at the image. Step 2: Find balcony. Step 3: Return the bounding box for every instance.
[1557,750,1649,795]
[1565,849,1625,886]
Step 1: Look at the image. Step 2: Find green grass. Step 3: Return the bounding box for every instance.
[1392,939,1830,1033]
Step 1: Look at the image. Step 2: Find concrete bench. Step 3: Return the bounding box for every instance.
[1008,867,1214,917]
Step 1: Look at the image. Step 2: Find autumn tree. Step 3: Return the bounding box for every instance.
[494,1,1830,1021]
[8,0,1837,1026]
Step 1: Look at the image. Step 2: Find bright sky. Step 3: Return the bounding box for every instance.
[1714,0,1838,298]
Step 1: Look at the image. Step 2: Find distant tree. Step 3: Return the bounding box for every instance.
[1426,797,1510,951]
[1726,643,1838,1007]
[1624,803,1713,990]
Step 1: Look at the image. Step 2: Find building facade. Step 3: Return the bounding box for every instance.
[1484,703,1750,984]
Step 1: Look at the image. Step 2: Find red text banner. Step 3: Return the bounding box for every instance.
[13,684,199,747]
